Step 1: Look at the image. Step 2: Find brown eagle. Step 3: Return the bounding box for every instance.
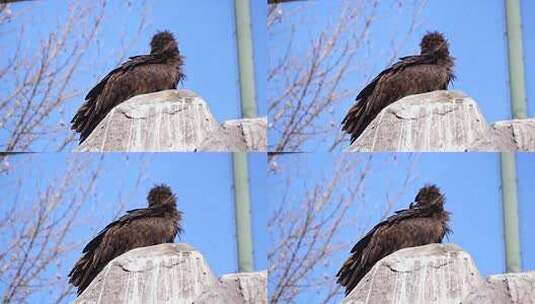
[342,32,455,143]
[71,30,185,143]
[336,184,450,295]
[68,184,182,295]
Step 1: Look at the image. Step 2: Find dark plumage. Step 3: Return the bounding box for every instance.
[71,30,185,143]
[342,32,455,143]
[68,184,182,295]
[336,184,450,295]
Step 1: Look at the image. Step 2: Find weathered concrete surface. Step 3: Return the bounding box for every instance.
[198,117,267,152]
[347,91,535,152]
[73,243,267,304]
[490,118,535,151]
[343,244,535,304]
[75,90,267,152]
[220,271,268,304]
[343,244,481,304]
[463,271,535,304]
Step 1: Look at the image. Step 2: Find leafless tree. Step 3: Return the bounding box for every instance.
[268,153,418,303]
[268,0,428,152]
[0,0,148,152]
[0,155,102,303]
[0,153,150,304]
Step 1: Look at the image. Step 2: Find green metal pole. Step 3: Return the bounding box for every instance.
[499,153,522,272]
[232,0,256,273]
[232,152,254,272]
[505,0,528,119]
[500,0,526,273]
[234,0,257,118]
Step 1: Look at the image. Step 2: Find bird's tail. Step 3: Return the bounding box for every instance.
[341,103,368,143]
[68,254,95,295]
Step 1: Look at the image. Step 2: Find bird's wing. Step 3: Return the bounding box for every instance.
[336,218,387,293]
[336,207,425,294]
[68,207,165,293]
[342,53,437,142]
[81,207,163,253]
[84,55,162,103]
[71,55,164,142]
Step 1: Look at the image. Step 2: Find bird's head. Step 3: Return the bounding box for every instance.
[410,184,445,209]
[420,31,449,56]
[147,184,177,208]
[150,30,179,56]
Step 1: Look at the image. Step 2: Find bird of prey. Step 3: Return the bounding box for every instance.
[342,32,455,143]
[71,30,185,143]
[68,184,182,295]
[336,184,450,295]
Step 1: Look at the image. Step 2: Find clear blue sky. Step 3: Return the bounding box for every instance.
[0,153,267,303]
[1,0,267,151]
[268,0,534,151]
[268,152,534,303]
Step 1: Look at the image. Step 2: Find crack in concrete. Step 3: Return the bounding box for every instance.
[509,124,521,149]
[392,107,456,121]
[386,260,453,273]
[122,107,185,119]
[117,259,185,273]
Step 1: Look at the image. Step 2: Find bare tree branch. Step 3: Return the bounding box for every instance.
[0,0,149,152]
[0,155,103,303]
[0,153,150,303]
